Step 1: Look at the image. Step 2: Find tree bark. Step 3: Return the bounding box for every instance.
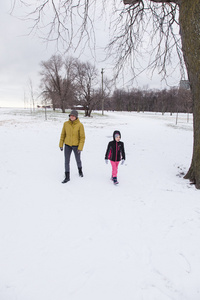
[179,0,200,188]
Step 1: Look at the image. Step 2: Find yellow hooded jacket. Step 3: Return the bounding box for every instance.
[59,118,85,151]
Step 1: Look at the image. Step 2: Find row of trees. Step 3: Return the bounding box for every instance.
[104,87,192,114]
[39,55,104,117]
[39,55,192,115]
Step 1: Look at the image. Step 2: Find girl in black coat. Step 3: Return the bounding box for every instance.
[105,130,125,184]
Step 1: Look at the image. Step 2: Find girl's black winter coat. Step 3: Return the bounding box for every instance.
[105,141,125,162]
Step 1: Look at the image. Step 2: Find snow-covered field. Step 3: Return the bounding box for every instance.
[0,108,200,300]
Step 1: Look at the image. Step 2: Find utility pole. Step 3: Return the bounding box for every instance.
[101,68,104,115]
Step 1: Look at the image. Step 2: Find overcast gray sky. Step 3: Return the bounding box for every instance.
[0,1,181,108]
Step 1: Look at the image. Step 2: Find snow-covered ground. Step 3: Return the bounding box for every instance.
[0,108,200,300]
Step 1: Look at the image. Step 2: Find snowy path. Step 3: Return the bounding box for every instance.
[0,108,200,300]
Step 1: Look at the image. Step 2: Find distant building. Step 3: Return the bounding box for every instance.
[37,105,52,109]
[72,105,85,111]
[180,80,190,90]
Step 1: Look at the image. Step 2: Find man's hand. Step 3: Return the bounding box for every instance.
[60,147,63,151]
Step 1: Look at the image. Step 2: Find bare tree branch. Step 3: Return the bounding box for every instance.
[12,0,183,82]
[109,0,184,81]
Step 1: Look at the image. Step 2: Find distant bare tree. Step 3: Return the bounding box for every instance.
[74,60,99,117]
[40,55,76,112]
[40,55,63,110]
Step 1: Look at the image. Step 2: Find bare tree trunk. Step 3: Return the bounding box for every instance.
[60,98,65,113]
[85,108,89,117]
[180,0,200,188]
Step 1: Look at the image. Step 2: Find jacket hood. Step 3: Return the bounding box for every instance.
[113,130,121,140]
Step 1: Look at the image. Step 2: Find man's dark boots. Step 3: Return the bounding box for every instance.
[62,172,70,183]
[78,167,83,177]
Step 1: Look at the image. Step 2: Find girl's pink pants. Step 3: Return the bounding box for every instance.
[110,161,120,177]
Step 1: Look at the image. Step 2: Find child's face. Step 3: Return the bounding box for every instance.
[115,135,121,142]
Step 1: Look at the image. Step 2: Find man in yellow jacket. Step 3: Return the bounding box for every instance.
[59,110,85,183]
